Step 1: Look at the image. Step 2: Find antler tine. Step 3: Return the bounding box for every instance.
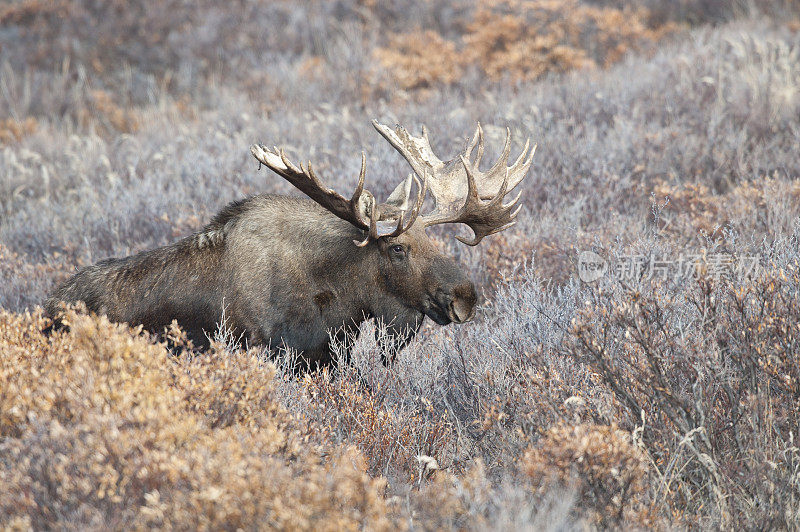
[377,172,428,239]
[475,124,485,167]
[251,143,373,233]
[355,207,379,247]
[510,201,523,219]
[465,123,484,169]
[306,161,324,189]
[280,149,307,180]
[507,141,536,190]
[487,167,510,209]
[407,172,428,225]
[421,124,431,143]
[513,139,530,167]
[461,154,480,201]
[351,152,366,202]
[484,128,512,181]
[399,172,428,232]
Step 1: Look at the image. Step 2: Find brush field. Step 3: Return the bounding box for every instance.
[1,0,799,529]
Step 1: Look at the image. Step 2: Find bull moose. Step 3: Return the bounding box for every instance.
[46,120,535,367]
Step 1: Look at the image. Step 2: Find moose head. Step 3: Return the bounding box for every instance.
[250,120,535,332]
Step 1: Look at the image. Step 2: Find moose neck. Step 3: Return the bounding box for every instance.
[297,216,378,320]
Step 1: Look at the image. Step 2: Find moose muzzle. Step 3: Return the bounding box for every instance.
[447,281,477,323]
[424,279,478,326]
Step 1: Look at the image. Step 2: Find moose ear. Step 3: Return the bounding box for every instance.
[354,189,376,225]
[383,174,413,211]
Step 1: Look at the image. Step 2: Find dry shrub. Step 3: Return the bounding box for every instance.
[478,228,585,287]
[172,344,285,431]
[0,309,392,530]
[570,267,800,528]
[375,0,675,89]
[725,177,800,230]
[400,461,496,530]
[78,90,139,134]
[598,0,800,25]
[296,55,328,82]
[374,30,465,90]
[523,423,650,526]
[0,117,38,144]
[655,176,800,237]
[301,370,453,481]
[3,1,188,74]
[0,245,76,311]
[463,0,593,80]
[0,0,70,26]
[653,181,720,236]
[467,0,675,78]
[480,230,536,285]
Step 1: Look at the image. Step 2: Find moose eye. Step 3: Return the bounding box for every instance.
[390,244,405,256]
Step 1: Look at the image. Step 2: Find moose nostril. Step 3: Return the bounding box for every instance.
[447,282,477,323]
[449,298,474,323]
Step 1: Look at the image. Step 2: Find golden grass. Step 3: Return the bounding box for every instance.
[0,309,392,530]
[376,0,676,90]
[374,30,465,91]
[523,423,651,527]
[0,117,38,145]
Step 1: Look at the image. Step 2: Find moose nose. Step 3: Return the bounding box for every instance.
[447,281,478,323]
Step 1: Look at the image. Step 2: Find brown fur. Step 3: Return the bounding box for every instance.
[46,193,477,367]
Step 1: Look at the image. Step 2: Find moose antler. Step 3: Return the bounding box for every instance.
[372,121,535,245]
[250,144,426,246]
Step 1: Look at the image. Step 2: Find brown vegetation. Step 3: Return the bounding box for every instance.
[376,0,675,90]
[523,423,651,527]
[0,118,38,145]
[571,268,800,528]
[1,0,799,528]
[0,309,392,530]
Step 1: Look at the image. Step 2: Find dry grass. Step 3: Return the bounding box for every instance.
[0,308,393,530]
[0,117,38,145]
[1,0,800,528]
[523,423,651,527]
[375,0,675,90]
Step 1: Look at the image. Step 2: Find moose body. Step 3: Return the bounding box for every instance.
[49,195,469,365]
[47,121,534,367]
